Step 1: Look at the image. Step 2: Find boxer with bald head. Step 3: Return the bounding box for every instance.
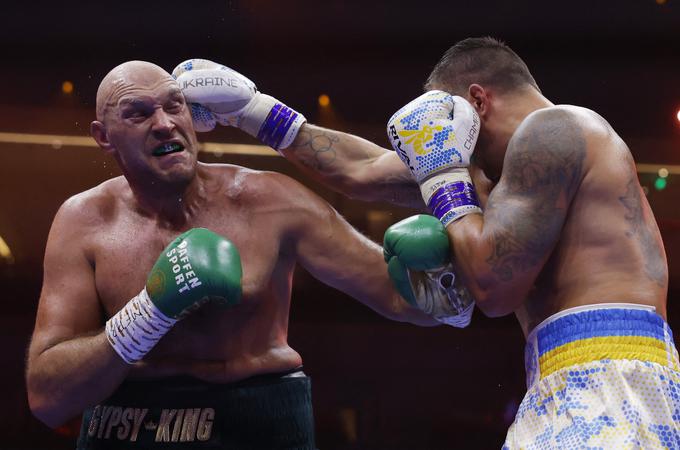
[25,60,441,449]
[180,37,678,448]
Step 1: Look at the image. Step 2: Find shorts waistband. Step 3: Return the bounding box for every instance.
[77,368,314,449]
[123,366,305,390]
[524,304,679,387]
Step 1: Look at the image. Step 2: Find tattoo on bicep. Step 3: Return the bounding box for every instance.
[290,129,339,170]
[383,177,424,207]
[484,111,586,282]
[619,177,667,286]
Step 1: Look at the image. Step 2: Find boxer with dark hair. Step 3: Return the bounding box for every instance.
[183,37,678,448]
[25,61,451,449]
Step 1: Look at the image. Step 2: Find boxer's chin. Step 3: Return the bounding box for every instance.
[153,158,196,186]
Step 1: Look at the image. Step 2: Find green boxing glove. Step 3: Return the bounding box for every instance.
[383,215,474,328]
[106,228,242,363]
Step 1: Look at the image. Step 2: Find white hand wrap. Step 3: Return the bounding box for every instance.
[105,288,177,364]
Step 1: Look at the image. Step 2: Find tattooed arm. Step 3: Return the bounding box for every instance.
[280,124,424,207]
[447,108,586,316]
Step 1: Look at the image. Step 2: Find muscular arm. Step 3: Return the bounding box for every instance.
[448,109,586,316]
[281,124,424,207]
[278,174,437,326]
[26,199,129,428]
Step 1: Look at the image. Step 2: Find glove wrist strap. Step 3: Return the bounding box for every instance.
[240,94,307,151]
[105,288,178,364]
[435,302,475,327]
[420,170,482,227]
[406,263,475,328]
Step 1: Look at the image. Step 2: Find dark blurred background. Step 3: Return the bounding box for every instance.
[1,0,679,448]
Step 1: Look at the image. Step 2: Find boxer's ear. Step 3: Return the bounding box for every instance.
[467,84,488,117]
[90,121,114,153]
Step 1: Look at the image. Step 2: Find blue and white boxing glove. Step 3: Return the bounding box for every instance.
[387,91,482,226]
[172,59,306,151]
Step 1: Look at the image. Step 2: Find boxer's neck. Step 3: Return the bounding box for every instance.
[497,87,553,142]
[129,171,207,227]
[477,88,553,180]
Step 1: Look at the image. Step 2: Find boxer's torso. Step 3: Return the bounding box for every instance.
[80,163,304,382]
[515,106,668,335]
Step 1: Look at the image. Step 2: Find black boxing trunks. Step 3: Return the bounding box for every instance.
[76,369,315,449]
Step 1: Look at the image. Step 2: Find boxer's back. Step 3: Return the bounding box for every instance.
[78,163,306,382]
[519,106,668,333]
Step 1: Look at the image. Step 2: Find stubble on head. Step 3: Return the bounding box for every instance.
[95,60,177,123]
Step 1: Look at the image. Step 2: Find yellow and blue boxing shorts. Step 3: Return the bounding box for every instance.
[504,303,680,449]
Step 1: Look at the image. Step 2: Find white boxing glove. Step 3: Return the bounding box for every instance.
[406,265,475,328]
[387,91,482,226]
[172,59,306,151]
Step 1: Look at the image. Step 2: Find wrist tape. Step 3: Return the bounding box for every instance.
[239,94,306,151]
[421,171,482,226]
[105,288,177,364]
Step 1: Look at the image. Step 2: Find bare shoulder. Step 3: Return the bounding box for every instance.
[519,105,616,138]
[203,163,327,212]
[58,177,125,222]
[518,105,595,136]
[534,105,633,170]
[50,177,129,248]
[526,105,618,139]
[503,106,588,196]
[202,163,338,251]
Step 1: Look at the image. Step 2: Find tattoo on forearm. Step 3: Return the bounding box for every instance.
[619,176,667,286]
[484,111,586,282]
[380,173,423,207]
[290,129,339,171]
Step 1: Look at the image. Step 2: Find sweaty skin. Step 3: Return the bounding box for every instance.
[282,125,426,207]
[453,103,667,335]
[277,89,667,338]
[26,61,435,428]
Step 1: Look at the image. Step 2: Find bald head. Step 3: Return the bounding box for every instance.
[95,61,176,121]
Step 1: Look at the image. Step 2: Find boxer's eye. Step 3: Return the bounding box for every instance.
[165,102,183,114]
[123,109,148,120]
